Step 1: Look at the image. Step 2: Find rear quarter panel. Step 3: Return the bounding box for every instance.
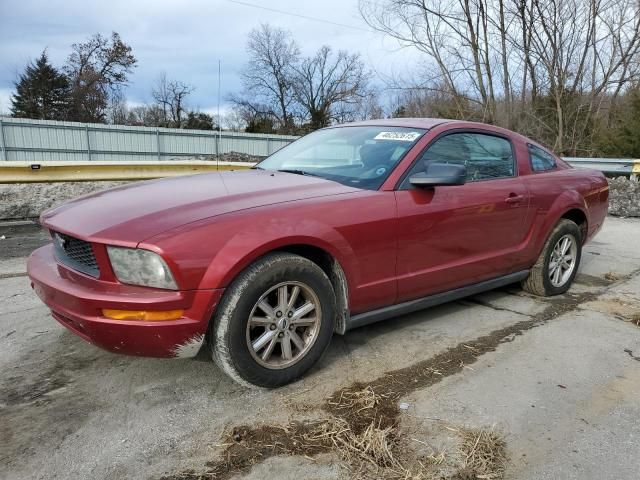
[522,167,608,260]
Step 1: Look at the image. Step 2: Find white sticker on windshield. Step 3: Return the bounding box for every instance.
[374,131,421,142]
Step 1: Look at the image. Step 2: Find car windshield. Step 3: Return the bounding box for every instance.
[257,126,427,190]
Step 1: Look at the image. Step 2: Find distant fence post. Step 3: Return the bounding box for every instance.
[266,136,271,156]
[156,128,161,161]
[0,118,6,161]
[85,124,92,161]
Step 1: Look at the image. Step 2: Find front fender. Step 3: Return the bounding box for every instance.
[143,190,398,313]
[199,219,358,290]
[142,206,360,292]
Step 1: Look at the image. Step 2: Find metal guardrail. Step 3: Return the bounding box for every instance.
[564,157,640,179]
[0,158,637,183]
[0,161,252,183]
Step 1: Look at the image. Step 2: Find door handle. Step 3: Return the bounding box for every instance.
[505,193,525,204]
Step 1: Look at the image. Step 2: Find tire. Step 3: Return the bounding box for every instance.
[522,219,582,296]
[210,252,336,388]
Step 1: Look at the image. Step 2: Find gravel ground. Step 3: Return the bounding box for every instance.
[608,176,640,217]
[1,217,639,480]
[0,181,129,221]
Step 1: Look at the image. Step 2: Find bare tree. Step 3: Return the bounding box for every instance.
[521,0,640,152]
[293,46,370,130]
[235,24,300,133]
[391,84,479,120]
[152,73,194,128]
[231,23,376,132]
[359,0,497,121]
[126,104,166,127]
[65,32,136,122]
[106,88,128,125]
[360,0,640,154]
[222,106,248,131]
[351,89,385,121]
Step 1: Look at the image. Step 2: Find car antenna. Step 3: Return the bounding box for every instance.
[217,59,221,172]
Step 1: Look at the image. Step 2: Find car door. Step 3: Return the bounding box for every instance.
[394,130,530,303]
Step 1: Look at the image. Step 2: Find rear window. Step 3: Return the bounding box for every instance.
[528,144,557,172]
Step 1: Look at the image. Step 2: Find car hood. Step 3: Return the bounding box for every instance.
[41,169,358,245]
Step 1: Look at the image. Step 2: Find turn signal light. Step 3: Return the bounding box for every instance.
[102,309,184,321]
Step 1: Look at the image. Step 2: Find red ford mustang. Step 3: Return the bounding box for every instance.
[27,119,609,387]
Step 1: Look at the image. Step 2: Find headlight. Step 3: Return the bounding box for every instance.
[107,247,178,290]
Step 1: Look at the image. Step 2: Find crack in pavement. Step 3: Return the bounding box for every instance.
[324,290,600,433]
[459,297,533,317]
[0,292,28,301]
[0,272,28,280]
[624,349,640,362]
[0,306,44,316]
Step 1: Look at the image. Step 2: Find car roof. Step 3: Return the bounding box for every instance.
[335,117,534,143]
[334,118,460,130]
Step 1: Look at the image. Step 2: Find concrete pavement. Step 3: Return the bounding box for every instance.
[1,216,639,479]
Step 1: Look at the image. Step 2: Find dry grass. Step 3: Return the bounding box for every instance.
[604,271,621,282]
[163,399,507,480]
[456,427,507,479]
[313,418,407,478]
[311,388,433,479]
[580,297,640,325]
[330,386,382,413]
[291,391,506,480]
[163,386,469,480]
[168,417,430,480]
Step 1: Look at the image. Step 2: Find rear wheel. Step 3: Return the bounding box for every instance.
[210,253,336,388]
[522,219,582,296]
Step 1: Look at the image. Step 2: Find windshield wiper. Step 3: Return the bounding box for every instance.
[277,169,319,177]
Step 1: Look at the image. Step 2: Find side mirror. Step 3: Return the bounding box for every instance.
[409,162,466,187]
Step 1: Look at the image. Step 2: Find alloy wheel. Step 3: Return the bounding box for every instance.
[548,234,578,287]
[246,281,322,369]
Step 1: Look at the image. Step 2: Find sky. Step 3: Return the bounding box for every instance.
[0,0,422,116]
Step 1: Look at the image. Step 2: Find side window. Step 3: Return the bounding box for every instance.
[528,144,557,172]
[402,132,515,187]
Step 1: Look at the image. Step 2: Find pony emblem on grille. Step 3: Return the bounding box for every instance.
[53,233,67,250]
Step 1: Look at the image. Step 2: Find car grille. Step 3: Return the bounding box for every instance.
[52,231,100,278]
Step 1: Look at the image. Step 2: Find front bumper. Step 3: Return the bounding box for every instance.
[27,244,223,358]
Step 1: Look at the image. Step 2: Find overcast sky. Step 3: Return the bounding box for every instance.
[0,0,421,116]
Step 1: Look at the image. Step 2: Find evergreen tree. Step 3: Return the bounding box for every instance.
[594,88,640,158]
[11,51,71,120]
[185,112,215,130]
[614,89,640,157]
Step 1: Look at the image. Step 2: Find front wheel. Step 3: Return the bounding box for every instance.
[522,219,582,296]
[210,253,336,388]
